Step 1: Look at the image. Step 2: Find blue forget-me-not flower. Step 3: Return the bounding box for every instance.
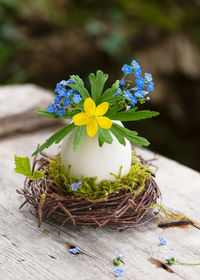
[72,94,82,104]
[47,104,56,113]
[54,95,62,104]
[56,107,65,116]
[124,90,132,100]
[122,64,132,74]
[134,90,145,98]
[71,181,82,191]
[136,77,145,88]
[58,88,67,97]
[145,73,153,82]
[113,88,122,97]
[159,237,167,246]
[131,60,140,69]
[119,79,126,86]
[147,82,154,92]
[69,247,80,254]
[114,267,123,277]
[64,98,71,107]
[134,68,142,78]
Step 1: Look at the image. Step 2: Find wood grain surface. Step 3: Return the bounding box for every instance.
[0,85,200,280]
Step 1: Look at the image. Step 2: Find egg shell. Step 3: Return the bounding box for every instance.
[61,121,132,183]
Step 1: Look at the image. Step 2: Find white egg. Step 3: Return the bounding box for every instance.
[61,121,132,183]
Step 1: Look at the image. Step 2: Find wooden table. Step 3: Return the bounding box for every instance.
[0,85,200,280]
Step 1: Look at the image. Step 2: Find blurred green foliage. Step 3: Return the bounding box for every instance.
[0,0,200,84]
[0,0,29,83]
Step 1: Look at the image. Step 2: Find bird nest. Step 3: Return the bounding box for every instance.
[17,152,161,231]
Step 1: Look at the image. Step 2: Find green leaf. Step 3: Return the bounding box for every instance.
[107,109,160,121]
[112,123,149,147]
[32,123,75,156]
[106,103,138,117]
[30,171,46,180]
[97,80,119,105]
[73,126,86,151]
[106,101,124,116]
[69,75,90,99]
[89,70,108,102]
[112,123,138,137]
[14,155,32,177]
[14,155,46,179]
[107,95,123,107]
[110,125,126,146]
[98,127,113,147]
[36,109,80,119]
[130,135,150,147]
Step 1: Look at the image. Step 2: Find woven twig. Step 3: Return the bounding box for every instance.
[17,153,161,231]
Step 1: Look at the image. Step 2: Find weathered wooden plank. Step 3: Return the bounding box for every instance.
[0,129,200,280]
[0,84,65,138]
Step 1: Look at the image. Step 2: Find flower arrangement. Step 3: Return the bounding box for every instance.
[15,59,161,230]
[32,59,158,155]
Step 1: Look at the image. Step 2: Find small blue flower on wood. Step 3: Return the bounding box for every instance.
[69,247,80,254]
[114,267,123,277]
[159,237,167,246]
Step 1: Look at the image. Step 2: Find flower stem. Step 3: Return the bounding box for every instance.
[175,260,200,266]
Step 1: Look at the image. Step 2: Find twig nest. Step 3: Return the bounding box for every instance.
[18,153,161,230]
[61,121,132,183]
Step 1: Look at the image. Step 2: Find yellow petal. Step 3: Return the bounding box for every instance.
[84,98,96,115]
[86,118,98,137]
[96,102,109,116]
[73,112,90,125]
[97,116,112,129]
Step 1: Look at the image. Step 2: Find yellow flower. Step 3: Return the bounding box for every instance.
[73,98,112,137]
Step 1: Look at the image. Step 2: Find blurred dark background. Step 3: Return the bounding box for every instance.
[0,0,200,171]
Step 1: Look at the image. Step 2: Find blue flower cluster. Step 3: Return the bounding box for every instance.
[47,78,82,116]
[114,59,154,110]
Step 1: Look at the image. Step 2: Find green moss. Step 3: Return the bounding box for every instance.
[46,154,153,201]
